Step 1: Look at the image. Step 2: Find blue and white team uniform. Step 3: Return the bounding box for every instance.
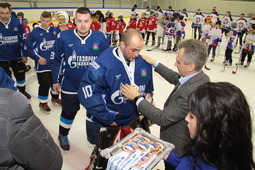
[26,26,61,104]
[78,47,154,144]
[248,18,255,30]
[162,22,175,51]
[225,29,238,65]
[236,18,248,47]
[0,17,28,93]
[221,16,233,34]
[51,29,109,139]
[192,13,204,40]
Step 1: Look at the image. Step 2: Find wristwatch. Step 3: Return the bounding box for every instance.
[133,95,143,103]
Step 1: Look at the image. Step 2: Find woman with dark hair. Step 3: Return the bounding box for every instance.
[165,82,255,169]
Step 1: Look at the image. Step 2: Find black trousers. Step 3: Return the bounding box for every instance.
[241,49,254,63]
[37,71,59,101]
[0,59,26,91]
[225,47,233,63]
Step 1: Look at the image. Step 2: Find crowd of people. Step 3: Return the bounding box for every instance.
[0,2,255,170]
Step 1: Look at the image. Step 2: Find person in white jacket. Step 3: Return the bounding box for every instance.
[206,20,222,62]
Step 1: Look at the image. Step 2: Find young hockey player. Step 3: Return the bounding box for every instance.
[180,8,188,22]
[126,14,137,29]
[17,12,30,37]
[165,5,175,19]
[116,15,126,42]
[26,11,61,112]
[207,20,222,62]
[144,6,150,18]
[179,15,186,39]
[224,22,238,66]
[221,11,233,36]
[156,12,168,48]
[137,13,147,40]
[236,13,248,50]
[248,14,255,31]
[145,11,157,46]
[238,23,255,67]
[105,11,116,46]
[209,8,219,24]
[162,16,175,51]
[201,16,212,43]
[192,9,205,40]
[173,14,183,51]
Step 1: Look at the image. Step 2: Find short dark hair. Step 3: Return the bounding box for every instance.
[188,82,255,169]
[41,11,51,18]
[0,3,11,11]
[76,7,91,17]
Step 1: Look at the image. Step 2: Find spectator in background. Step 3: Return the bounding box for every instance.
[0,88,63,170]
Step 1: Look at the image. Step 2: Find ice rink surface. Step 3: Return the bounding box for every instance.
[25,23,255,169]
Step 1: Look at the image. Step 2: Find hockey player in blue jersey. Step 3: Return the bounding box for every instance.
[78,28,154,169]
[51,7,109,151]
[26,11,61,113]
[0,3,31,99]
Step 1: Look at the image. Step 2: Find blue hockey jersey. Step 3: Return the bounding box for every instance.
[78,47,154,126]
[51,29,109,94]
[0,17,26,61]
[26,26,60,72]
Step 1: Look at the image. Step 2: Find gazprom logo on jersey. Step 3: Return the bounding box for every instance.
[68,51,97,68]
[111,84,146,104]
[93,43,99,50]
[141,68,147,77]
[0,34,18,45]
[40,38,55,51]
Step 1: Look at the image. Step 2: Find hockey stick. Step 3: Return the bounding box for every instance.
[204,64,211,70]
[221,56,227,72]
[147,46,159,51]
[232,50,243,74]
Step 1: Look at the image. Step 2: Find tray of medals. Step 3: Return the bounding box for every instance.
[100,127,175,170]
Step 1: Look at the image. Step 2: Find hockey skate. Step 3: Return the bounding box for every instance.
[210,56,215,62]
[39,103,51,113]
[51,98,62,106]
[244,62,250,68]
[20,90,31,99]
[58,134,70,151]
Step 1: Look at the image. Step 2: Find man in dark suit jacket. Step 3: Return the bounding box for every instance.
[121,39,210,169]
